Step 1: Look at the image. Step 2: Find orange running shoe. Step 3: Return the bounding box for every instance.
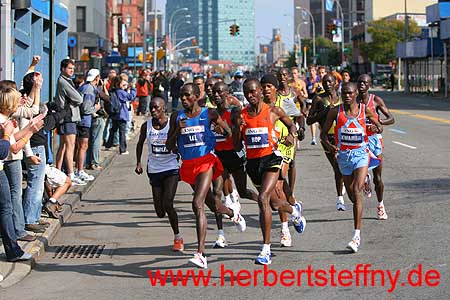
[172,238,184,251]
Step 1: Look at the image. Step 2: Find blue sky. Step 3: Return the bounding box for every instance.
[156,0,294,51]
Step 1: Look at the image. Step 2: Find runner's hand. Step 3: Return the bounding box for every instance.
[135,163,143,175]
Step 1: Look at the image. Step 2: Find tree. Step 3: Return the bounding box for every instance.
[360,18,420,64]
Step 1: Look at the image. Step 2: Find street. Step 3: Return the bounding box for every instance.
[3,91,450,300]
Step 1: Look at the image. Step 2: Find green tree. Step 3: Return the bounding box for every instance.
[301,36,342,66]
[360,18,420,64]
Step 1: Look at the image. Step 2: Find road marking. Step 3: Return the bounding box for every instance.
[391,109,450,125]
[392,141,417,149]
[389,128,407,134]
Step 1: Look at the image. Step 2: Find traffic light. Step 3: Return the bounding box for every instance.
[192,38,197,46]
[229,24,239,36]
[235,25,240,36]
[327,23,337,35]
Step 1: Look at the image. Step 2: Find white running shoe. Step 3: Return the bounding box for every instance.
[213,235,227,248]
[70,175,87,186]
[120,151,130,155]
[255,250,272,265]
[189,252,208,269]
[76,170,94,182]
[231,210,246,232]
[280,230,292,247]
[347,236,361,253]
[292,202,306,233]
[336,202,346,211]
[377,204,388,220]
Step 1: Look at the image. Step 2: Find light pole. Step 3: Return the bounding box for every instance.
[335,0,345,66]
[170,17,191,70]
[296,21,308,68]
[168,7,188,70]
[296,6,315,64]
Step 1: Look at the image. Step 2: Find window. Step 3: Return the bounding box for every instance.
[76,6,86,32]
[126,14,132,26]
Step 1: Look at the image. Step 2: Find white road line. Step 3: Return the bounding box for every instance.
[389,128,407,134]
[392,141,417,150]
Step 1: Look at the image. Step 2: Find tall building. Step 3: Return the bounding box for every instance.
[166,0,255,66]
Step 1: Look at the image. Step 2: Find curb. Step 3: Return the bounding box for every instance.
[0,117,145,288]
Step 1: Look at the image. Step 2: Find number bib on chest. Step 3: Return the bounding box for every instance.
[245,127,269,149]
[181,125,206,148]
[341,127,363,145]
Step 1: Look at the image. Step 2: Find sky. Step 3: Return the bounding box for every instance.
[155,0,295,52]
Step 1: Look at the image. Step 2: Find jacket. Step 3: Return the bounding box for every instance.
[54,74,83,123]
[111,88,137,121]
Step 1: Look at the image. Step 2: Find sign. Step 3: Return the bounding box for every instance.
[68,36,77,48]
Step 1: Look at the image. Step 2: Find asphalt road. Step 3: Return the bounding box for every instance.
[3,91,450,300]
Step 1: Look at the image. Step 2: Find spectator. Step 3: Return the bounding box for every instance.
[136,69,153,116]
[54,58,84,186]
[229,70,245,105]
[43,165,72,219]
[169,71,184,112]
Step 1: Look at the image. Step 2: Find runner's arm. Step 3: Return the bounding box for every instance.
[166,111,180,153]
[209,109,231,138]
[273,106,297,147]
[230,107,244,151]
[320,107,339,154]
[306,96,325,125]
[135,122,147,174]
[366,106,383,133]
[374,95,395,125]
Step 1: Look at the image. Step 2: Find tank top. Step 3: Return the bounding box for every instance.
[335,103,368,151]
[323,95,343,135]
[241,103,278,159]
[176,107,216,160]
[146,118,179,173]
[276,89,300,117]
[364,94,379,137]
[214,110,234,151]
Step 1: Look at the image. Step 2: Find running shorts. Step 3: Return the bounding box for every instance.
[147,169,179,187]
[215,150,245,173]
[246,152,283,187]
[337,147,369,176]
[180,153,223,185]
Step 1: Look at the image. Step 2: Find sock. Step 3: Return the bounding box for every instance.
[262,244,271,253]
[291,204,301,218]
[49,197,57,204]
[336,196,344,204]
[218,229,225,237]
[174,233,182,240]
[353,229,361,240]
[378,200,384,206]
[232,189,240,202]
[281,222,289,232]
[69,173,75,179]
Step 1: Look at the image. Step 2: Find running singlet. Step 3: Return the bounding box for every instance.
[176,107,216,160]
[365,94,380,136]
[214,110,234,151]
[146,118,179,174]
[241,103,278,159]
[335,103,368,151]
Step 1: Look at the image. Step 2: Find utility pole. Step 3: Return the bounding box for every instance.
[404,0,409,93]
[0,0,12,80]
[143,0,148,69]
[50,0,55,101]
[153,0,157,70]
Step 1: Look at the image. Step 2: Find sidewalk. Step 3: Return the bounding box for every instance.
[0,116,146,288]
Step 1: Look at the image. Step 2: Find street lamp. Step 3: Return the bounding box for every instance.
[169,16,191,70]
[296,21,308,69]
[296,6,316,64]
[335,0,345,66]
[168,7,188,70]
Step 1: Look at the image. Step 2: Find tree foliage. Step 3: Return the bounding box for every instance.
[360,18,421,64]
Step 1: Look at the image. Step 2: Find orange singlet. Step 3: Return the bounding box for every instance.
[241,103,278,159]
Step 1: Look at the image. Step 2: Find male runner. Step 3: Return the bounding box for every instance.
[357,74,395,220]
[321,82,383,253]
[166,83,246,269]
[135,97,183,251]
[232,78,306,265]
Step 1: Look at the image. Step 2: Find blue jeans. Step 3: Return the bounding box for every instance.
[87,117,106,166]
[172,96,179,111]
[3,160,27,238]
[23,146,46,225]
[103,117,119,146]
[106,120,127,154]
[0,169,24,261]
[126,110,133,137]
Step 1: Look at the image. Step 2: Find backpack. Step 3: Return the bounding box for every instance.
[104,90,121,115]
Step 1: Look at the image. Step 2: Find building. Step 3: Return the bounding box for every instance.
[270,29,288,66]
[66,0,108,63]
[0,0,68,102]
[166,0,255,67]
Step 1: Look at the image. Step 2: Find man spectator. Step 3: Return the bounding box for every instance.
[229,70,245,105]
[76,69,101,182]
[169,71,184,112]
[136,69,153,116]
[54,58,85,185]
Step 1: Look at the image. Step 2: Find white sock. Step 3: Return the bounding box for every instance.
[353,229,361,240]
[291,204,301,218]
[232,189,240,202]
[218,229,225,237]
[49,197,57,204]
[69,173,75,179]
[262,244,271,253]
[378,200,384,206]
[281,222,289,232]
[174,233,182,240]
[336,196,344,204]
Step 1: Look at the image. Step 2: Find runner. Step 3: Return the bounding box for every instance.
[320,82,383,253]
[232,78,306,265]
[135,97,183,252]
[305,65,321,145]
[289,67,308,150]
[166,83,246,269]
[357,74,395,220]
[307,74,346,211]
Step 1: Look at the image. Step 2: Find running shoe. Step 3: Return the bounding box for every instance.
[347,236,361,253]
[377,204,388,220]
[189,252,208,269]
[311,138,317,145]
[70,175,87,186]
[231,210,246,232]
[213,235,227,248]
[76,170,95,182]
[255,250,272,265]
[280,230,292,247]
[172,238,184,252]
[292,202,306,233]
[336,202,346,211]
[364,174,372,198]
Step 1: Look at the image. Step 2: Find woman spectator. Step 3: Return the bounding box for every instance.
[136,69,153,116]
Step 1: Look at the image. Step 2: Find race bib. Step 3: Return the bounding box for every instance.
[341,127,363,145]
[181,125,206,148]
[151,142,170,156]
[245,127,269,149]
